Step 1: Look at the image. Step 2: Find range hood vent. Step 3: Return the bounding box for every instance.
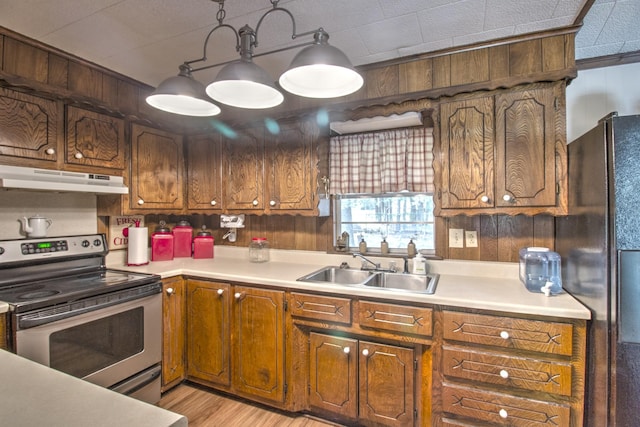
[0,165,129,195]
[330,111,423,135]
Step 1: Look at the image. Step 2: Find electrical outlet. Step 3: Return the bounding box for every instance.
[465,230,478,247]
[449,228,464,248]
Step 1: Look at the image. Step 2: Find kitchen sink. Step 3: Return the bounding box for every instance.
[297,266,375,285]
[297,266,439,294]
[362,271,439,294]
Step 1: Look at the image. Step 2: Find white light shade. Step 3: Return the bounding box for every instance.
[279,42,363,98]
[146,70,221,117]
[206,60,284,109]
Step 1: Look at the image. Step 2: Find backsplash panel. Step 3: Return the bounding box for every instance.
[0,190,97,240]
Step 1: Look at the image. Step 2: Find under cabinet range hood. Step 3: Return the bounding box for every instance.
[0,165,129,194]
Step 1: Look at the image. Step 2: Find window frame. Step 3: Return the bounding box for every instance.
[333,192,436,256]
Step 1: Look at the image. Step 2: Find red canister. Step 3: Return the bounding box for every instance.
[151,221,174,262]
[173,220,193,258]
[193,226,214,259]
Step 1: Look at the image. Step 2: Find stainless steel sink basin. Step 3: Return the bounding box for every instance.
[297,266,439,294]
[297,267,375,285]
[363,272,439,294]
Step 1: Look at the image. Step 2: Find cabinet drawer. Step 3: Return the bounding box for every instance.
[358,300,432,336]
[442,311,573,356]
[290,293,352,325]
[442,384,571,426]
[442,346,572,396]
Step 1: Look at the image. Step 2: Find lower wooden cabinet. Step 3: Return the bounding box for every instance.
[232,286,286,403]
[162,277,186,391]
[186,279,231,386]
[309,333,416,427]
[0,313,7,350]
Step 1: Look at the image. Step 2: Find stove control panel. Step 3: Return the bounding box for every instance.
[0,234,108,264]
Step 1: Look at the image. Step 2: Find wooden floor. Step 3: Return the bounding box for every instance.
[158,384,343,427]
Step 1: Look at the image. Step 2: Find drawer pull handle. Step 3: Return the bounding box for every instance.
[500,330,510,339]
[499,409,508,419]
[362,349,369,356]
[500,369,509,379]
[217,289,224,296]
[343,347,350,354]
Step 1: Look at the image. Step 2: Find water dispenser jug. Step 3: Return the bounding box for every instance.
[519,247,562,295]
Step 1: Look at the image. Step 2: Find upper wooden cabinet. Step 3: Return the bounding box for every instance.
[434,82,567,216]
[222,126,265,211]
[65,106,125,171]
[187,118,322,215]
[185,134,223,211]
[128,123,184,211]
[0,86,61,167]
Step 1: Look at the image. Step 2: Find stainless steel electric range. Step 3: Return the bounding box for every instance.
[0,233,163,404]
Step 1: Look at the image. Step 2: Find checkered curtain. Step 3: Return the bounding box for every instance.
[329,127,434,194]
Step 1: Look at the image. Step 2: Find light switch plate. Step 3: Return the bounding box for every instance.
[449,228,464,248]
[465,230,478,247]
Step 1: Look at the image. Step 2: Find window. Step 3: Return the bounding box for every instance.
[334,192,435,254]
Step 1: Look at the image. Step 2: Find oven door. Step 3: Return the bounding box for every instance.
[15,292,161,390]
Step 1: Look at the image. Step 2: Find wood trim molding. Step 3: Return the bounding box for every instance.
[576,50,640,70]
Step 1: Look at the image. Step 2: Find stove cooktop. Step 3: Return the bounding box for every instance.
[0,269,160,313]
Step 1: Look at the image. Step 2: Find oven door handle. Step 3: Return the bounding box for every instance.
[17,283,161,329]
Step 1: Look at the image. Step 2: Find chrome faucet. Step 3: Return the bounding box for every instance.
[352,252,380,270]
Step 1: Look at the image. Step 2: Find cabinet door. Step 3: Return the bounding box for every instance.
[186,280,231,386]
[223,127,264,211]
[359,341,415,427]
[266,119,317,212]
[186,134,223,211]
[309,333,358,420]
[162,277,185,390]
[495,86,557,208]
[0,86,60,164]
[232,286,285,403]
[65,106,125,170]
[130,123,184,210]
[438,95,495,209]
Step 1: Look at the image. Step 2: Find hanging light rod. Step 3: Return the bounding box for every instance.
[146,0,364,117]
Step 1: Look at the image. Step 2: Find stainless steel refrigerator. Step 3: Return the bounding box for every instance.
[556,113,640,426]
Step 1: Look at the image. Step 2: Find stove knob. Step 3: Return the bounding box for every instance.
[0,247,4,255]
[93,239,102,247]
[82,240,90,248]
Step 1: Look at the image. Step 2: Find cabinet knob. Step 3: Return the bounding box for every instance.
[480,195,490,203]
[210,200,217,206]
[500,330,510,340]
[217,289,224,296]
[165,287,174,295]
[74,152,83,159]
[499,369,509,379]
[502,194,513,202]
[45,148,55,155]
[499,409,508,419]
[137,198,144,205]
[234,292,242,299]
[252,200,259,206]
[362,349,369,356]
[269,200,276,207]
[343,347,350,354]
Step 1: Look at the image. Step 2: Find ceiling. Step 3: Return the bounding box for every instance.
[0,0,638,89]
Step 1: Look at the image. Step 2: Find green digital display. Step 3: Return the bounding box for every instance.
[37,242,52,249]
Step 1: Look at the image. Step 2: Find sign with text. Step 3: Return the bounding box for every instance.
[108,215,144,250]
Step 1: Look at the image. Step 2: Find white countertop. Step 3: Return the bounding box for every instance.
[0,349,187,427]
[108,247,591,320]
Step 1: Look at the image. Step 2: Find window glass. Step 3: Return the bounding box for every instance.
[335,193,434,254]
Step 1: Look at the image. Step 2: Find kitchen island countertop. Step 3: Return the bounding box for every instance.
[108,247,591,320]
[0,349,187,427]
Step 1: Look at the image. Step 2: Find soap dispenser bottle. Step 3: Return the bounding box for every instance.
[359,237,367,253]
[412,252,427,274]
[407,239,416,257]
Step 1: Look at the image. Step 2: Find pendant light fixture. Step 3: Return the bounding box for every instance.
[146,0,363,116]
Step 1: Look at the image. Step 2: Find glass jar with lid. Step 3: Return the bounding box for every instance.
[249,237,270,263]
